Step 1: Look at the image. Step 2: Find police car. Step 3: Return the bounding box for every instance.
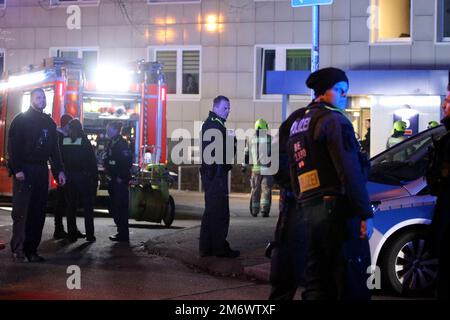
[368,125,446,296]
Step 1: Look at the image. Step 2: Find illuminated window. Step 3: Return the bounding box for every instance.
[437,0,450,42]
[149,47,201,98]
[370,0,411,43]
[50,47,98,80]
[255,45,311,99]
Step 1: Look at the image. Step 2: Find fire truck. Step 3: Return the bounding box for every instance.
[0,57,169,201]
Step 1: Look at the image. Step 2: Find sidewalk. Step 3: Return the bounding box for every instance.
[144,203,275,283]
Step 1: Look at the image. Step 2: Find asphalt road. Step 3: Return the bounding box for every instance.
[0,192,275,300]
[0,191,426,300]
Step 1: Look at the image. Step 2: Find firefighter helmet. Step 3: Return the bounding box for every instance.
[255,118,269,130]
[427,121,439,129]
[393,120,407,132]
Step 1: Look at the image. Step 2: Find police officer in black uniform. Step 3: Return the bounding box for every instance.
[429,84,450,299]
[199,95,239,258]
[104,121,132,242]
[7,88,66,262]
[286,68,374,300]
[268,107,309,300]
[61,119,98,243]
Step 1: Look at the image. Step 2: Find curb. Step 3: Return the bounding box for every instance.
[144,240,271,283]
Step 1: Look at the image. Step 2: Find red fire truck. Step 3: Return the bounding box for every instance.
[0,57,168,197]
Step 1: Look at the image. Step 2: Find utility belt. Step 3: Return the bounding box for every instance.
[299,194,352,218]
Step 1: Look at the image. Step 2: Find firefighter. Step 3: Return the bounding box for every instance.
[7,88,66,262]
[287,68,373,300]
[386,120,407,149]
[104,121,132,242]
[429,85,450,299]
[61,119,98,243]
[243,119,273,217]
[199,95,239,258]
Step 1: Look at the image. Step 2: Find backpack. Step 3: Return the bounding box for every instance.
[426,131,450,196]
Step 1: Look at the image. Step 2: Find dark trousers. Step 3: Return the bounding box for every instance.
[430,194,450,299]
[301,197,371,300]
[54,185,66,231]
[10,164,48,255]
[108,178,129,239]
[269,200,308,300]
[65,172,95,238]
[199,172,231,256]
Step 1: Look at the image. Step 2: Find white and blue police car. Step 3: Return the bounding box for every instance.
[368,124,446,296]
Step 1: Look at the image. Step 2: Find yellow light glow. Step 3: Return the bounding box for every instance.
[155,18,165,25]
[166,28,175,42]
[166,17,176,25]
[156,28,166,43]
[206,14,218,32]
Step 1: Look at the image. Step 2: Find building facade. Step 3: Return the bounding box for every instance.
[0,0,449,159]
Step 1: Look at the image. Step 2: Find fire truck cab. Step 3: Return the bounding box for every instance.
[0,58,168,199]
[0,57,84,196]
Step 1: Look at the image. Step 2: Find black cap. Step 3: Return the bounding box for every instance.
[306,67,349,97]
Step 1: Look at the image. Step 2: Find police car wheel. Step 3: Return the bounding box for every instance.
[162,195,175,227]
[383,229,438,296]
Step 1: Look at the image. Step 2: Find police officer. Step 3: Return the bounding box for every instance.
[286,68,374,300]
[7,88,66,262]
[53,114,72,239]
[429,85,450,299]
[105,121,132,242]
[199,95,239,258]
[243,119,273,217]
[387,120,407,148]
[61,119,98,243]
[268,107,309,300]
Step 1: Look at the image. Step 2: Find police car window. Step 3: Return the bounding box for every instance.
[369,126,447,185]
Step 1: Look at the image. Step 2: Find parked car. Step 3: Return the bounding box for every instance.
[368,124,447,296]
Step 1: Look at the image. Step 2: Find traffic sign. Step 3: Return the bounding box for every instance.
[291,0,333,7]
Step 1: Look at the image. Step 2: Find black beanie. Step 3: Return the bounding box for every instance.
[306,67,349,97]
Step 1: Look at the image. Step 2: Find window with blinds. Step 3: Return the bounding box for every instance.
[153,48,200,96]
[286,49,311,71]
[182,51,199,94]
[157,51,178,94]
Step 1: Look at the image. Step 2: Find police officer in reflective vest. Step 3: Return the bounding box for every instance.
[7,88,66,262]
[61,119,98,243]
[386,120,407,149]
[243,119,273,217]
[199,95,239,258]
[104,121,132,242]
[287,68,374,300]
